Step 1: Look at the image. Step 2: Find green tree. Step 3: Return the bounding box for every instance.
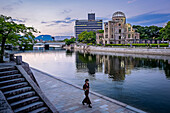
[97,30,104,33]
[0,15,38,62]
[148,26,162,39]
[77,31,96,44]
[159,21,170,40]
[133,25,162,39]
[64,38,76,45]
[77,31,88,42]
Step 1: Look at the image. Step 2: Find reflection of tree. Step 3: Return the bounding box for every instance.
[132,58,170,78]
[76,52,97,75]
[66,50,73,56]
[163,60,170,79]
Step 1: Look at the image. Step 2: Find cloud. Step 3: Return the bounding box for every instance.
[128,0,136,4]
[46,23,70,27]
[12,18,27,23]
[2,6,13,11]
[65,17,71,20]
[2,0,23,12]
[61,9,72,14]
[61,24,69,27]
[46,24,56,27]
[52,18,76,24]
[41,21,48,24]
[96,17,109,20]
[127,12,170,26]
[53,20,67,23]
[41,17,76,26]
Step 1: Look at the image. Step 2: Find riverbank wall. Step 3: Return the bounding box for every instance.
[71,45,170,56]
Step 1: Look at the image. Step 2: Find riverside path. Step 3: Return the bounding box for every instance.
[31,68,146,113]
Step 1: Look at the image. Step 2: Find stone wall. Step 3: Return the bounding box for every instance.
[21,62,39,86]
[74,45,170,56]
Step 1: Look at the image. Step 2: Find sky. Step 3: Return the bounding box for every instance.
[0,0,170,37]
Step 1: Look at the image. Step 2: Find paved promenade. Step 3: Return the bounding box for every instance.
[31,68,146,113]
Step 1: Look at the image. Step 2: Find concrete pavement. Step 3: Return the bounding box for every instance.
[31,68,146,113]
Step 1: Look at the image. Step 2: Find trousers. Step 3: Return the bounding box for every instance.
[82,90,91,105]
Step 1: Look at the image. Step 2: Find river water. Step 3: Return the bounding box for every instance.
[15,49,170,113]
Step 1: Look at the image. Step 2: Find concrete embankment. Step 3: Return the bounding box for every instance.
[73,46,170,56]
[31,67,146,113]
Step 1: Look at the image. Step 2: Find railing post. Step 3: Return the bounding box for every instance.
[16,56,22,65]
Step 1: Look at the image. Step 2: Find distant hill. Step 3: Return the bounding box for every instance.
[35,35,53,41]
[54,36,72,41]
[35,35,72,41]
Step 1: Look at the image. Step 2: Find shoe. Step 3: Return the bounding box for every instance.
[88,105,92,108]
[82,102,85,105]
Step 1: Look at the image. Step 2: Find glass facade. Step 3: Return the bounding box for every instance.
[88,13,95,21]
[75,13,103,39]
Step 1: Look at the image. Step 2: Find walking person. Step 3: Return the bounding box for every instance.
[82,79,92,108]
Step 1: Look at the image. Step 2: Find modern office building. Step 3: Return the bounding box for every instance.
[75,13,102,39]
[96,11,140,44]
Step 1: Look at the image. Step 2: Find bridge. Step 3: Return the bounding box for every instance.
[33,42,65,50]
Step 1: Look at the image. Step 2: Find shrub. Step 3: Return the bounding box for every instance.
[160,44,169,47]
[132,44,148,47]
[87,43,95,46]
[150,43,169,47]
[97,44,102,46]
[105,44,124,46]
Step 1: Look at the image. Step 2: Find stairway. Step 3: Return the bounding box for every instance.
[0,66,52,113]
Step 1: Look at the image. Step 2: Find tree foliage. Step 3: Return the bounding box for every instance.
[159,21,170,40]
[97,30,104,33]
[64,38,76,45]
[0,15,38,62]
[77,31,96,44]
[133,25,162,39]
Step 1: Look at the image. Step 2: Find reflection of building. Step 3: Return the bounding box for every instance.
[75,52,102,74]
[76,53,88,73]
[96,55,103,72]
[96,11,140,44]
[75,13,102,39]
[75,52,97,74]
[75,52,170,80]
[104,56,126,81]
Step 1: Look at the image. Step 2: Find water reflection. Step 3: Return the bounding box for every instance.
[76,52,98,75]
[66,50,74,56]
[75,52,170,80]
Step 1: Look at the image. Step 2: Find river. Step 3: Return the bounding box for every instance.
[15,49,170,113]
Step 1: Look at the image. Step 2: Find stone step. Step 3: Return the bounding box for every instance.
[0,70,19,76]
[29,107,49,113]
[14,101,44,113]
[0,66,16,72]
[0,78,25,86]
[10,96,39,109]
[7,91,36,103]
[4,87,32,97]
[0,74,22,82]
[0,82,28,92]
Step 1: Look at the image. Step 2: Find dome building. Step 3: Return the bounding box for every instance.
[96,11,140,45]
